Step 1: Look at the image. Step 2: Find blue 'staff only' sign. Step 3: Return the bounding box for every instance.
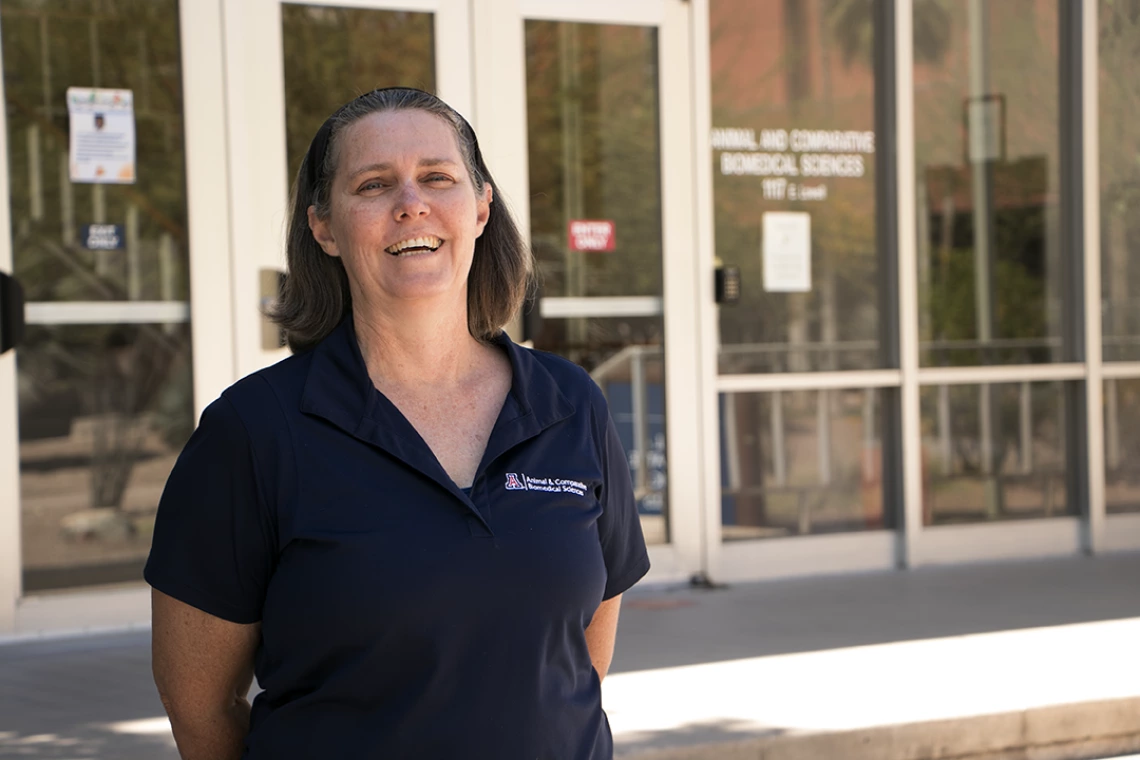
[81,224,124,250]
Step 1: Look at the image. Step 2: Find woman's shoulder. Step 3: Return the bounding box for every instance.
[516,343,608,411]
[214,349,316,429]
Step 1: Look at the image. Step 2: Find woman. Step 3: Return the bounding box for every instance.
[144,87,650,759]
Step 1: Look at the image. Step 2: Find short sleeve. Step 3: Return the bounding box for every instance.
[597,409,651,599]
[144,395,276,624]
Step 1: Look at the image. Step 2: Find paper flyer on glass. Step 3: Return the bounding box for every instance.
[67,87,136,184]
[762,211,812,292]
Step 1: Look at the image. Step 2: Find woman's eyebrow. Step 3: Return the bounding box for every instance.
[348,159,458,179]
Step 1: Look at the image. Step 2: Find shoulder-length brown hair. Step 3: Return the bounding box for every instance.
[270,88,533,353]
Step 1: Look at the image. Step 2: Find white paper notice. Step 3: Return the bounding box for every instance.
[67,87,135,184]
[762,211,811,292]
[968,97,1002,163]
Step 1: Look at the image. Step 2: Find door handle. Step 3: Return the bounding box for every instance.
[0,270,25,355]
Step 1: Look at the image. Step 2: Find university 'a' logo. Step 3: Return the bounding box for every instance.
[505,473,525,490]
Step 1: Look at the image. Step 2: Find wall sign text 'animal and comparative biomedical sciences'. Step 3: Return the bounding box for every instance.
[711,127,875,202]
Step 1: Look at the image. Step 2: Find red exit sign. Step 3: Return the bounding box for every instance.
[568,220,615,252]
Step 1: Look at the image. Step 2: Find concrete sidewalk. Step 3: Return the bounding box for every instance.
[608,553,1140,759]
[0,554,1137,759]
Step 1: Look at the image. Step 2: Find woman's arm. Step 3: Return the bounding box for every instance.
[584,594,623,681]
[152,589,260,760]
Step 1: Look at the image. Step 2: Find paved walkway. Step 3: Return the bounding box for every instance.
[1,554,1138,758]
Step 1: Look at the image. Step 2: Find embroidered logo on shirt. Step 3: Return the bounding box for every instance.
[504,473,587,497]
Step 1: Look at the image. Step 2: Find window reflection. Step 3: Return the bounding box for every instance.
[710,0,883,374]
[19,323,193,591]
[525,21,662,299]
[920,381,1072,525]
[915,0,1066,367]
[1100,1,1140,362]
[524,21,668,544]
[2,0,190,303]
[720,388,885,540]
[1104,379,1140,515]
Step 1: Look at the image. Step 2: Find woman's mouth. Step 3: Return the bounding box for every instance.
[385,236,443,256]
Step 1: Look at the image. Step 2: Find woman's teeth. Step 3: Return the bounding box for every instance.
[386,236,442,255]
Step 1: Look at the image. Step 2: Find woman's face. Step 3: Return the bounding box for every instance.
[308,109,492,313]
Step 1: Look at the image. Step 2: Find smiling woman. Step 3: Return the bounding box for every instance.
[305,111,492,315]
[272,90,526,353]
[143,88,650,759]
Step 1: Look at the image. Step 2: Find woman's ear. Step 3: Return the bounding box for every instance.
[308,206,339,257]
[474,183,492,239]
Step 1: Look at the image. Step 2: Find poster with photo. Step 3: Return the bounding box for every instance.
[67,87,135,184]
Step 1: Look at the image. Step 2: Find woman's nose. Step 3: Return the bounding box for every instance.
[394,181,429,219]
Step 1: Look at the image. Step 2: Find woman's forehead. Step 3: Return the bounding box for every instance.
[336,109,463,170]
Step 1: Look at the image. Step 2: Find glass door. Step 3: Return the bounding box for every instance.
[0,0,197,593]
[520,1,703,581]
[700,0,900,580]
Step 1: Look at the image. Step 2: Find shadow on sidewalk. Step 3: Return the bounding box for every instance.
[0,631,179,760]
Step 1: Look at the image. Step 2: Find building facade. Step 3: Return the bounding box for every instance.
[0,0,1137,634]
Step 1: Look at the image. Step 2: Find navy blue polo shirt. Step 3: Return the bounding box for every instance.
[144,317,650,759]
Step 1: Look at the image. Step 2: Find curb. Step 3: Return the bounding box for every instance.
[620,697,1140,760]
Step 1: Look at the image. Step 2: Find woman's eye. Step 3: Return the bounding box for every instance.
[425,174,452,184]
[359,179,386,192]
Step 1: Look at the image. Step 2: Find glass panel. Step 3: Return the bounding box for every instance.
[18,324,192,591]
[920,381,1072,525]
[524,21,668,544]
[282,6,435,182]
[1100,1,1140,362]
[2,0,194,591]
[1104,379,1140,514]
[710,0,883,374]
[914,1,1066,367]
[720,388,885,540]
[2,2,191,302]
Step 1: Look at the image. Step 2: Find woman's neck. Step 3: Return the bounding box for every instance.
[352,300,485,390]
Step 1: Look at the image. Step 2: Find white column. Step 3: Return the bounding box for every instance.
[897,0,924,566]
[693,0,725,578]
[434,0,474,121]
[183,0,239,416]
[0,349,18,633]
[220,0,289,383]
[0,17,22,632]
[1083,0,1106,553]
